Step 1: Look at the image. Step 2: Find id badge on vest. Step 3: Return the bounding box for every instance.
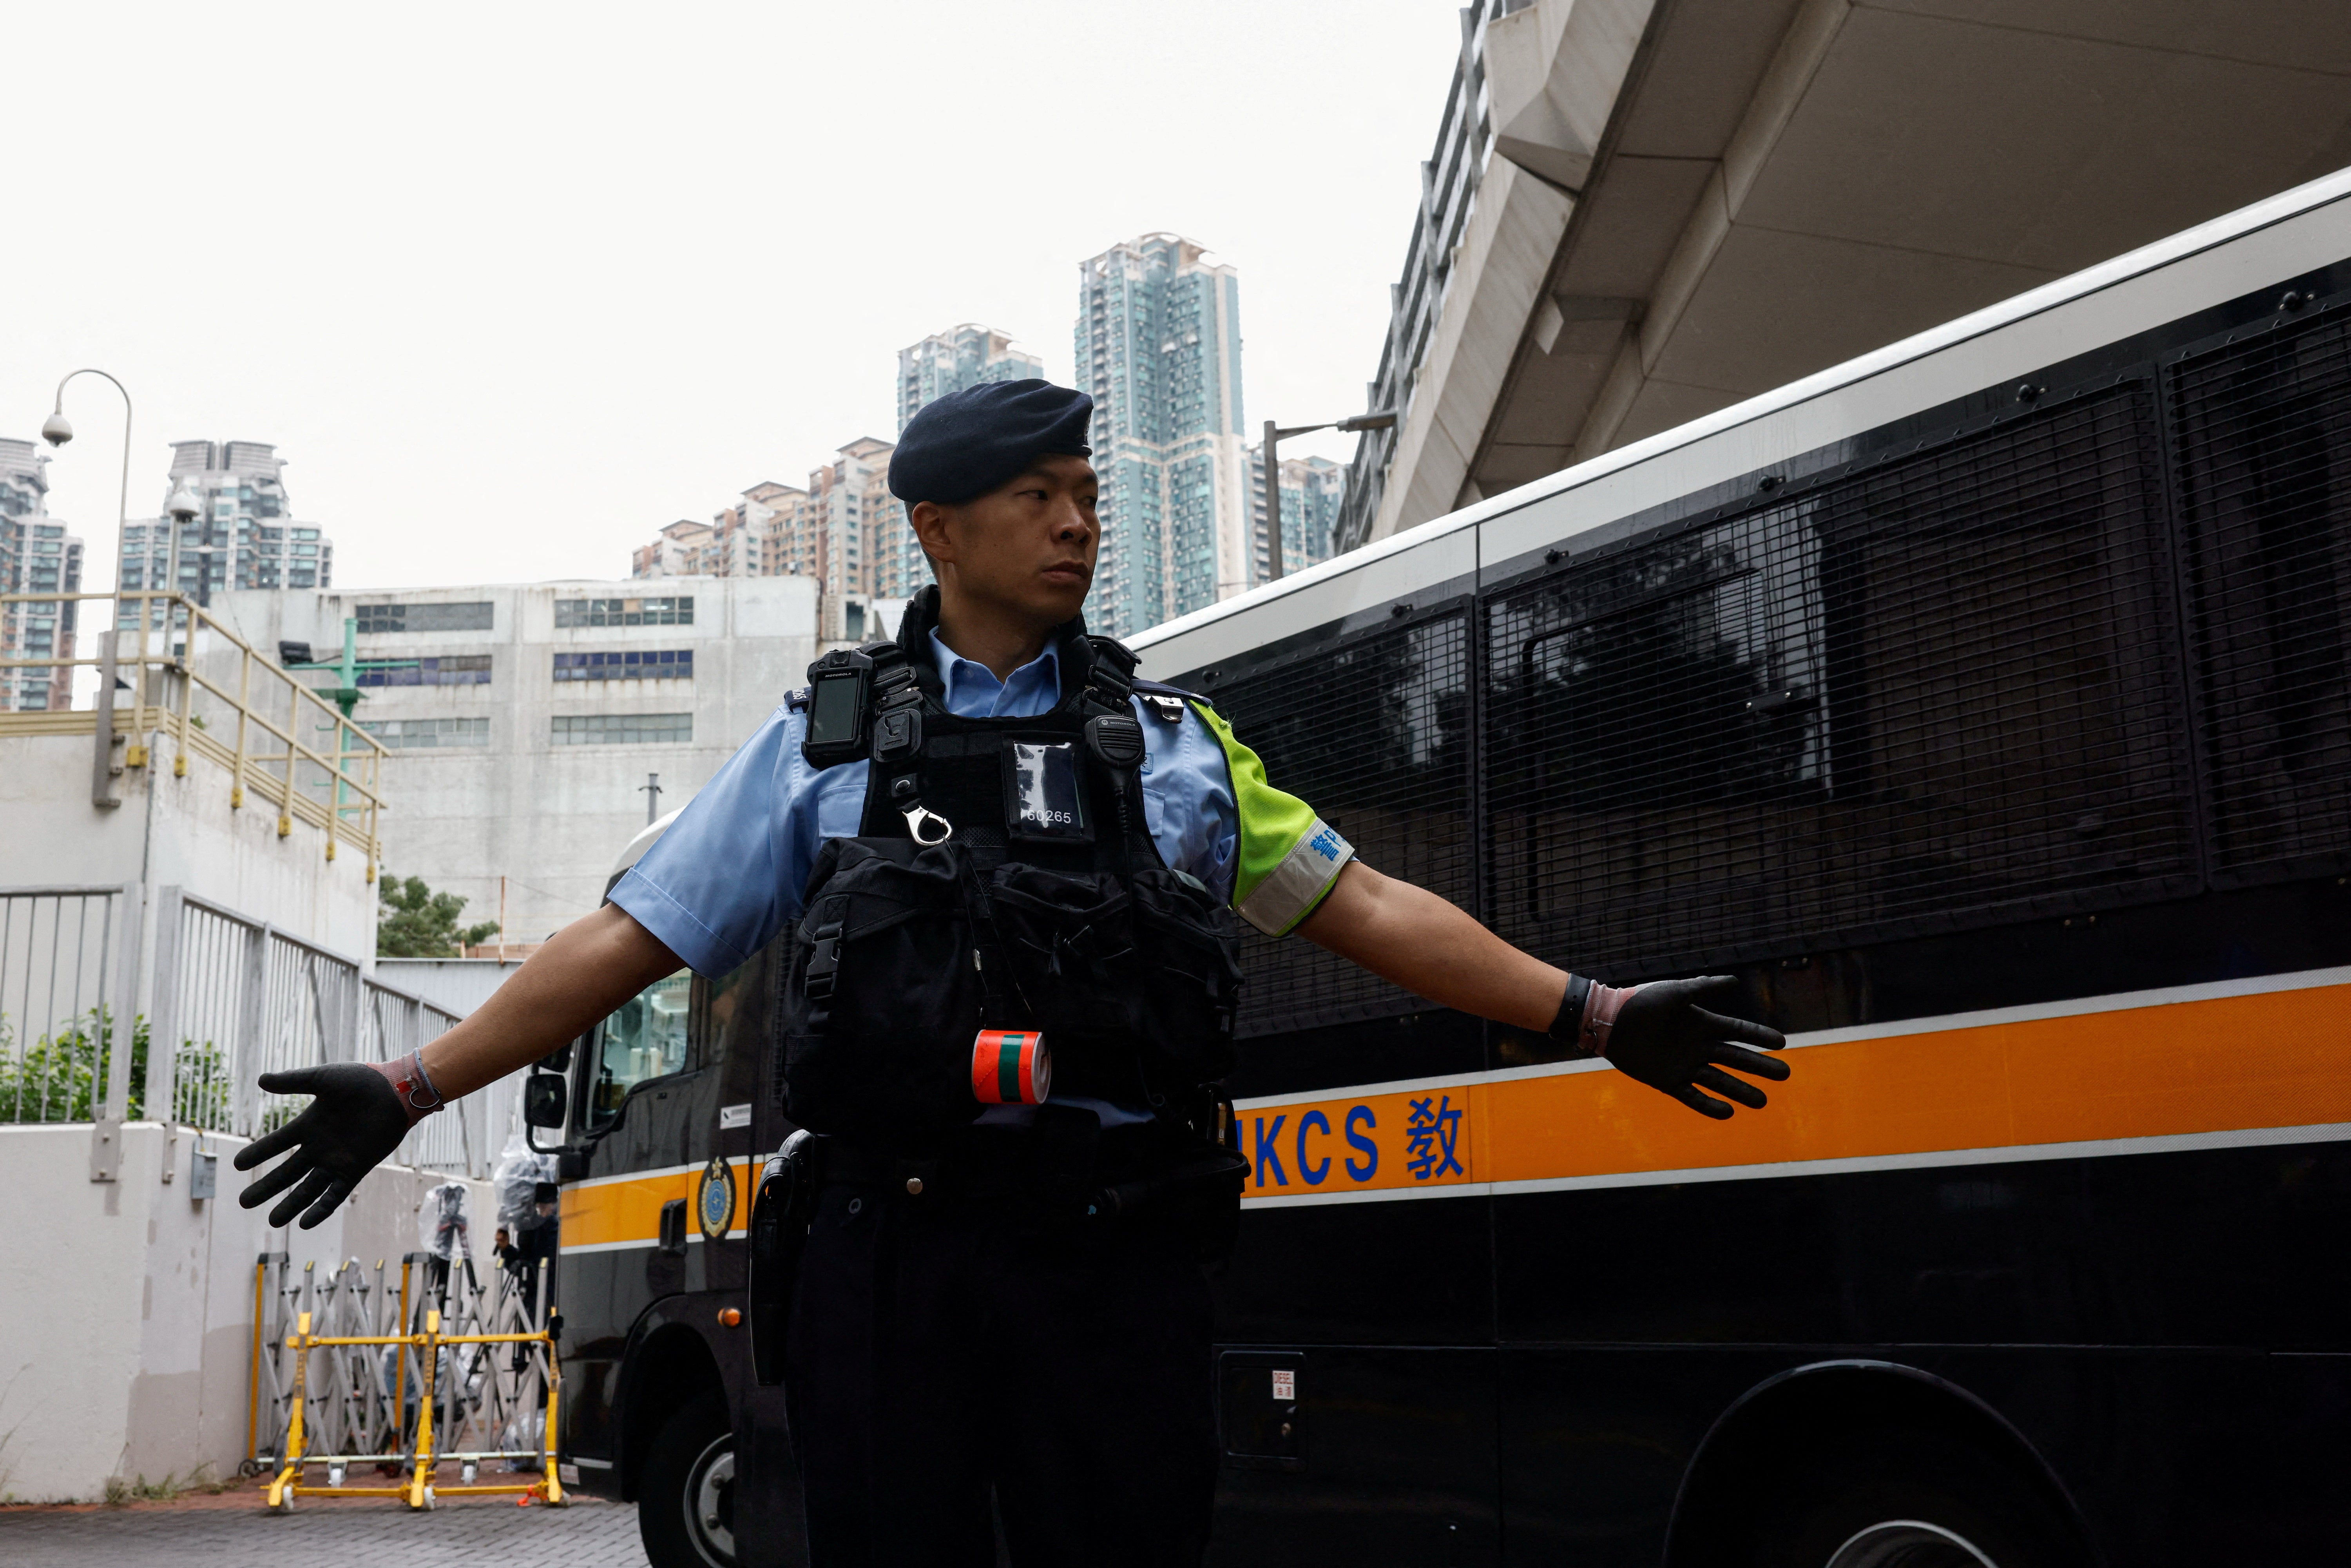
[1003,739,1093,844]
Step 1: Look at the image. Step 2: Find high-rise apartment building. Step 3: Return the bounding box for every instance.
[120,441,333,604]
[633,519,715,580]
[632,482,813,580]
[1248,448,1345,581]
[631,444,918,642]
[806,437,924,631]
[0,437,84,712]
[897,324,1044,433]
[1074,234,1249,638]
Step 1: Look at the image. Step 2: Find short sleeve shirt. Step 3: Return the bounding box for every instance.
[609,630,1353,982]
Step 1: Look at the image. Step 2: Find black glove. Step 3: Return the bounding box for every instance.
[233,1061,420,1228]
[1553,974,1790,1119]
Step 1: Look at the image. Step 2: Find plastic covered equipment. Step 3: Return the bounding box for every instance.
[492,1132,560,1233]
[419,1180,471,1260]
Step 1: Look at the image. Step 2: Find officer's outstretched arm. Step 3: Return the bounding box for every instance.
[1296,861,1789,1119]
[234,904,681,1228]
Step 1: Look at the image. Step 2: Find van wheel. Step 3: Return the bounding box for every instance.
[1734,1426,2081,1568]
[639,1389,739,1568]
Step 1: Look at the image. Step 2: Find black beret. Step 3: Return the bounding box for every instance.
[888,379,1093,505]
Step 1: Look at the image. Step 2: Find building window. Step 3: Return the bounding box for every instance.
[356,654,493,688]
[556,596,694,628]
[356,601,496,634]
[552,712,692,746]
[552,649,694,681]
[359,716,491,749]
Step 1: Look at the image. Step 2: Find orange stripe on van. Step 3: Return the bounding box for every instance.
[1240,982,2351,1200]
[560,1160,755,1250]
[557,985,2349,1229]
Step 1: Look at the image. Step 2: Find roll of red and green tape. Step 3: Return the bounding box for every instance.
[971,1029,1051,1105]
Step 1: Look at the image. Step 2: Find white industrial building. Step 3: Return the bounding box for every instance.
[205,575,830,943]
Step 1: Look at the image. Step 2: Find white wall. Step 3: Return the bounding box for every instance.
[0,727,380,1041]
[375,956,525,1017]
[0,733,149,891]
[0,1122,494,1502]
[205,576,818,942]
[3,710,374,964]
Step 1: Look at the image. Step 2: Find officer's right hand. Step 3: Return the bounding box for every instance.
[1605,976,1790,1119]
[233,1062,416,1229]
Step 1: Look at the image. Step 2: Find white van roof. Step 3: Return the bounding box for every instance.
[611,807,685,881]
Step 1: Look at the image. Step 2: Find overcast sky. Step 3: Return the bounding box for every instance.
[6,2,1462,599]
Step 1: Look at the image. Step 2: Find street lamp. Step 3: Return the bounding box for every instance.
[1260,410,1394,582]
[164,479,201,625]
[42,369,136,809]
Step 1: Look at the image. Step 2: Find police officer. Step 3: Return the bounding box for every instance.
[236,380,1789,1566]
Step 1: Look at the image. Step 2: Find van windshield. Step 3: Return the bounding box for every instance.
[587,968,690,1129]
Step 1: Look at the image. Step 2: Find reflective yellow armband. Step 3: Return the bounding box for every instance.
[1189,701,1354,937]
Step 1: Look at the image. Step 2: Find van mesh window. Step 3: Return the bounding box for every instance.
[1482,388,2197,978]
[2170,308,2351,884]
[1205,612,1474,1035]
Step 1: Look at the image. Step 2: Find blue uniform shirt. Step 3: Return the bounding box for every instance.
[610,631,1241,981]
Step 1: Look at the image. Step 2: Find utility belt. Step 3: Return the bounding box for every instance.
[820,1104,1244,1219]
[754,1104,1245,1263]
[747,1109,1247,1382]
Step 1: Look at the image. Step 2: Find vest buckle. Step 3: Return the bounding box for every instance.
[804,921,843,1001]
[902,804,954,846]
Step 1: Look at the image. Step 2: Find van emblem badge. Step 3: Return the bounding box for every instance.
[697,1155,736,1241]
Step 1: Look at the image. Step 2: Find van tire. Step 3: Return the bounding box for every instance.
[639,1389,739,1568]
[1730,1424,2081,1568]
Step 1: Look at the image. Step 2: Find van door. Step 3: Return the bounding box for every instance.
[697,946,777,1293]
[556,966,697,1471]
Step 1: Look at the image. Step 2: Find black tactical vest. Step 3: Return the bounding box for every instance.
[777,590,1242,1151]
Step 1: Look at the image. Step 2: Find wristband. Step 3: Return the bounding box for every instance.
[1547,974,1641,1058]
[373,1050,447,1126]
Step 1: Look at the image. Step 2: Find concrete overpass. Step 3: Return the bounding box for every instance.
[1344,0,2351,545]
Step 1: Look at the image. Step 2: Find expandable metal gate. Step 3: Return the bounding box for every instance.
[247,1249,563,1510]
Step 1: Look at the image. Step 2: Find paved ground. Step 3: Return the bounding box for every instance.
[0,1476,649,1567]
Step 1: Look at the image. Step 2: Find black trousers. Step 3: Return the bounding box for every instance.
[784,1157,1217,1567]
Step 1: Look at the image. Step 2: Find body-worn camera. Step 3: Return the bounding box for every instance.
[801,645,878,770]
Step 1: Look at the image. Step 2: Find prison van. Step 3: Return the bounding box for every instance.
[538,167,2351,1568]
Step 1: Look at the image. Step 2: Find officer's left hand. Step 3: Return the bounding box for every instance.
[1605,976,1789,1119]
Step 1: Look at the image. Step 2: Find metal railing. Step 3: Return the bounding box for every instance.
[4,883,506,1177]
[1336,0,1525,552]
[0,589,389,870]
[364,981,493,1177]
[149,887,493,1174]
[0,886,138,1125]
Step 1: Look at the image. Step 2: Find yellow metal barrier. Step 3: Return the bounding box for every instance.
[266,1306,565,1511]
[0,590,388,873]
